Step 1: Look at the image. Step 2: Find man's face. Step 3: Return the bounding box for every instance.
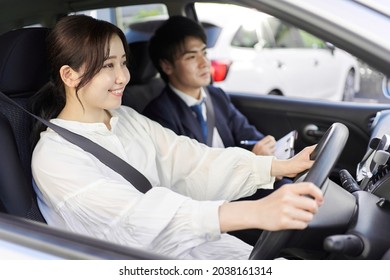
[162,36,211,99]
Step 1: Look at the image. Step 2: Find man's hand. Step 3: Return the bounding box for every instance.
[252,135,276,156]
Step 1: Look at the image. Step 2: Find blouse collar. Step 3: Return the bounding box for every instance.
[51,109,119,134]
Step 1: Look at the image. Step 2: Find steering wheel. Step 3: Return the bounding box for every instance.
[249,122,349,260]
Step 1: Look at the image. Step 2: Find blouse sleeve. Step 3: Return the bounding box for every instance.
[32,132,225,257]
[133,110,275,201]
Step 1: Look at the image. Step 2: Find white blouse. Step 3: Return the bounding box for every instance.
[31,105,275,259]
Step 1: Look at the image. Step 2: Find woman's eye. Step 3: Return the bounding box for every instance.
[103,63,114,68]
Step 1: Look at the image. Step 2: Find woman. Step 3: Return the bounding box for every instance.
[31,15,323,259]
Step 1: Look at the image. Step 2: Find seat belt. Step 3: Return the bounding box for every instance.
[0,91,152,193]
[203,87,215,147]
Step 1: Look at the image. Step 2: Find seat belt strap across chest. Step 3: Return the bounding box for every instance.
[203,87,215,146]
[0,91,152,193]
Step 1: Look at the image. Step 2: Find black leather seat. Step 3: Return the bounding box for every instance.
[122,41,164,113]
[0,27,50,222]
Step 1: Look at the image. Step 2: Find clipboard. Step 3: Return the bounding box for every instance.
[275,130,298,160]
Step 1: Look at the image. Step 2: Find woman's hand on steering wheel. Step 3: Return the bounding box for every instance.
[271,145,316,178]
[252,182,324,231]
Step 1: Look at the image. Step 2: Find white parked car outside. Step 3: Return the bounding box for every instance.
[196,3,360,101]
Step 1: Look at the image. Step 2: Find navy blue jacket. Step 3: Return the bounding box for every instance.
[142,85,264,148]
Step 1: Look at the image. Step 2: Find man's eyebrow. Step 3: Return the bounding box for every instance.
[181,46,207,55]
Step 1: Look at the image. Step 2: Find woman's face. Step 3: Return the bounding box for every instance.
[77,34,130,113]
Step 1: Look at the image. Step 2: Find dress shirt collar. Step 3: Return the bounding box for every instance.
[169,84,207,107]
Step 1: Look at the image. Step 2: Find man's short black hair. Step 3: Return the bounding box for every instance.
[149,16,207,83]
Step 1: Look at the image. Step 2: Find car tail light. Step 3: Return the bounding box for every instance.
[210,59,232,82]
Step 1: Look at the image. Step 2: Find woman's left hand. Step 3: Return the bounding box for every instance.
[270,145,316,178]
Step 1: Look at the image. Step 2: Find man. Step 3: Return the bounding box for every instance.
[143,16,277,157]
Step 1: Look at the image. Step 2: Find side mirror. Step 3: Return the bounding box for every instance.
[325,42,336,55]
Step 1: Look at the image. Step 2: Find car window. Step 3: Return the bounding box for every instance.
[75,3,168,36]
[273,23,304,48]
[74,1,388,105]
[299,30,327,49]
[201,22,222,48]
[231,26,258,48]
[195,2,388,104]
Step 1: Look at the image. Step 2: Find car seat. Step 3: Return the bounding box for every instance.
[122,41,165,113]
[0,27,50,222]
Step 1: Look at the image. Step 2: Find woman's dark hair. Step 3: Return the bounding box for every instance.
[31,14,129,147]
[149,16,207,83]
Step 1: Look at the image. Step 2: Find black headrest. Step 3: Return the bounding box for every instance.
[128,41,158,85]
[0,27,50,97]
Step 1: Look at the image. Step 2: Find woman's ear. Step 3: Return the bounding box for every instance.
[59,65,81,88]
